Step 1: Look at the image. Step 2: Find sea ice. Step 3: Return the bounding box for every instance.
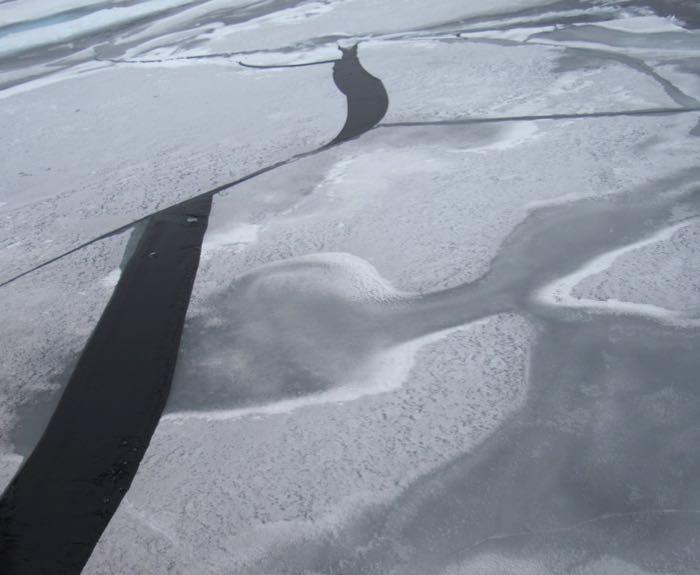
[0,61,343,283]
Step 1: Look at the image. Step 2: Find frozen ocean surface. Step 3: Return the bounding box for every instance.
[0,0,699,574]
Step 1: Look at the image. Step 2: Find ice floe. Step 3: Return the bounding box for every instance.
[2,1,699,572]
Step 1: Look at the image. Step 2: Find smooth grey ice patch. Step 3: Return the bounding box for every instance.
[166,202,677,417]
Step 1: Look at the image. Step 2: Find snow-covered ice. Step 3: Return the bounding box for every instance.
[2,0,700,573]
[0,61,343,282]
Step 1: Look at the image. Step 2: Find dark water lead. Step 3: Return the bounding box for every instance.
[240,43,389,144]
[0,195,212,575]
[331,44,389,144]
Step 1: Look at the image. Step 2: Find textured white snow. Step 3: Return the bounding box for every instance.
[0,61,343,283]
[361,39,682,123]
[100,267,122,289]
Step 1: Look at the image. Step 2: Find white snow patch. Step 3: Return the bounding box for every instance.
[592,15,688,34]
[201,222,259,258]
[101,267,122,289]
[464,24,556,43]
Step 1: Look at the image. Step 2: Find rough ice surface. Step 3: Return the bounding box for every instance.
[2,0,700,573]
[363,39,680,122]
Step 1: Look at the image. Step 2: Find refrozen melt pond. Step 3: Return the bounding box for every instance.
[0,1,699,574]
